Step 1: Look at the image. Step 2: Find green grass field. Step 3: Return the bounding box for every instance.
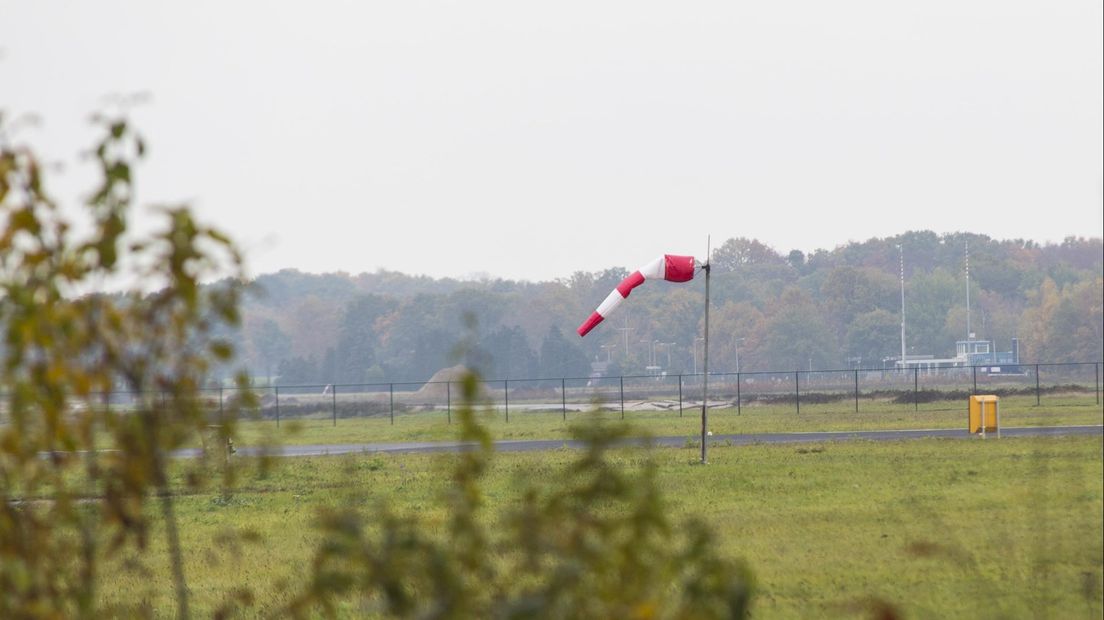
[232,394,1103,446]
[99,434,1103,618]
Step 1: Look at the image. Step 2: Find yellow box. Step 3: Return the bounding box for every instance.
[968,395,1000,434]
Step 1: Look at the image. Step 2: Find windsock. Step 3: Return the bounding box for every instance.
[577,254,696,337]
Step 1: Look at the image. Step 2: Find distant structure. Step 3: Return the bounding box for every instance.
[887,240,1021,374]
[888,337,1021,373]
[588,358,610,385]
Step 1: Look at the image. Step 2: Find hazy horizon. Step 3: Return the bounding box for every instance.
[5,1,1102,282]
[246,229,1102,284]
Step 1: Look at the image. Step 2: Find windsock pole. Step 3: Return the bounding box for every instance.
[701,238,711,464]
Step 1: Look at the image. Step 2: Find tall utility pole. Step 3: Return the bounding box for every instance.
[898,244,907,368]
[965,239,971,343]
[615,317,633,360]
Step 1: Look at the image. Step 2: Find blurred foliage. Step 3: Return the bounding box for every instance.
[288,370,753,619]
[0,113,254,618]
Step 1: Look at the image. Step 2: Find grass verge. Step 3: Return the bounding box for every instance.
[99,434,1103,618]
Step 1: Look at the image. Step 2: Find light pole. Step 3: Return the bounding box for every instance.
[600,344,616,363]
[662,342,676,368]
[616,319,633,360]
[640,339,653,367]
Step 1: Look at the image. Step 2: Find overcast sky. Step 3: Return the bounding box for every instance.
[4,1,1102,282]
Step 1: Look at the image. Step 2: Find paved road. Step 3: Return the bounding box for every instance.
[202,424,1103,459]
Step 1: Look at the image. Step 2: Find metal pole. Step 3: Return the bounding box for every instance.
[447,381,451,424]
[678,375,683,417]
[984,397,993,436]
[1095,363,1099,406]
[620,376,625,420]
[504,379,509,423]
[795,371,800,415]
[965,239,971,342]
[389,383,394,425]
[854,369,859,413]
[1035,364,1040,405]
[972,366,977,395]
[736,372,741,416]
[332,384,337,426]
[562,378,567,421]
[898,244,907,368]
[914,366,919,412]
[275,386,280,428]
[701,259,712,465]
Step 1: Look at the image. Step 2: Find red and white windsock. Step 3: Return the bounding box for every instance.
[577,254,697,337]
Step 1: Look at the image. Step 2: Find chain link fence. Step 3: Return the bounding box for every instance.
[8,362,1097,431]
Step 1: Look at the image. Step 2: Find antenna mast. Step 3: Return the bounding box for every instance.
[898,244,906,368]
[965,239,971,343]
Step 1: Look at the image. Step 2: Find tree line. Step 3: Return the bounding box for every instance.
[238,233,1103,385]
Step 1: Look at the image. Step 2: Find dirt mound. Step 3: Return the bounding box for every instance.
[414,365,470,400]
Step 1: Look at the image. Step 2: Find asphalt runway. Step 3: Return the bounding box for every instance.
[208,424,1103,459]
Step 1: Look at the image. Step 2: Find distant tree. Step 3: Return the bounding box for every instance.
[249,317,291,383]
[285,294,341,361]
[709,301,765,373]
[483,325,538,379]
[819,266,899,330]
[539,325,590,379]
[786,248,806,271]
[277,355,319,385]
[756,289,839,370]
[1021,277,1104,362]
[905,268,959,356]
[335,294,394,383]
[711,237,785,273]
[846,309,900,366]
[319,346,338,381]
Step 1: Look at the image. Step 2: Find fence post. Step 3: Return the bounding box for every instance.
[620,376,625,420]
[561,378,566,421]
[504,379,509,423]
[972,366,977,395]
[854,369,859,413]
[795,371,800,415]
[678,375,683,417]
[332,384,337,426]
[736,372,741,415]
[275,386,280,428]
[1096,363,1100,406]
[1035,364,1041,406]
[447,381,451,424]
[914,367,919,412]
[389,383,394,425]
